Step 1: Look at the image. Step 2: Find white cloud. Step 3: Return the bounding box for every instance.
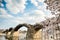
[31,0,38,6]
[30,0,47,12]
[0,0,4,7]
[5,0,27,14]
[17,10,46,24]
[30,0,45,7]
[0,8,24,24]
[37,0,45,2]
[34,10,45,16]
[1,3,4,7]
[30,0,55,19]
[0,8,54,26]
[32,10,46,21]
[0,0,55,29]
[0,8,13,18]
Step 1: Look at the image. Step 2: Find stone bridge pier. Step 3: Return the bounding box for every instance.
[25,24,43,40]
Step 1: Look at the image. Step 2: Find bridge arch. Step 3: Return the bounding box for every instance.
[3,23,44,40]
[13,23,44,40]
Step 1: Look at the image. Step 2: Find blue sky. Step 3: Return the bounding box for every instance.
[0,0,54,30]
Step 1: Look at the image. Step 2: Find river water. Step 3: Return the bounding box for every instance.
[0,33,26,40]
[0,36,26,40]
[0,36,6,40]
